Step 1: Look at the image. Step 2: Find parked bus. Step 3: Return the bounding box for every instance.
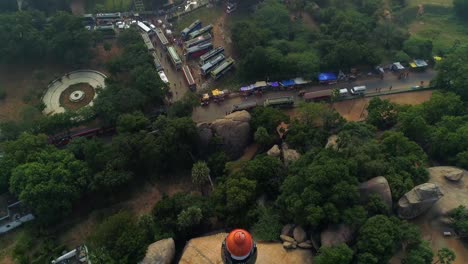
[188,24,213,39]
[184,33,211,49]
[150,51,163,71]
[303,90,333,102]
[181,19,202,40]
[231,101,258,113]
[155,28,169,47]
[141,33,154,51]
[96,12,121,24]
[167,46,182,70]
[94,25,116,38]
[199,47,224,66]
[182,65,196,91]
[185,42,213,59]
[137,21,152,35]
[200,54,225,76]
[210,57,235,80]
[264,96,294,108]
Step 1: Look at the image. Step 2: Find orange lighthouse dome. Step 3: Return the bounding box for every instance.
[225,229,254,259]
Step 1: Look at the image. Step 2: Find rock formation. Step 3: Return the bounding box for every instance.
[320,224,353,247]
[141,238,175,264]
[397,183,443,219]
[179,233,313,264]
[359,176,392,209]
[197,111,251,159]
[267,144,281,157]
[293,226,307,243]
[281,224,295,237]
[282,143,301,166]
[325,135,338,150]
[442,168,464,182]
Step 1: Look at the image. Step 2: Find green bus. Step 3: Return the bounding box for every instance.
[263,96,294,108]
[210,57,234,80]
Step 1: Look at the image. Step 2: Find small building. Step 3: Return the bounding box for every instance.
[0,201,34,235]
[51,245,90,264]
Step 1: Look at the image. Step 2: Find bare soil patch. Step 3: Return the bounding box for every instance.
[89,41,123,74]
[333,90,433,121]
[59,83,95,111]
[0,64,72,122]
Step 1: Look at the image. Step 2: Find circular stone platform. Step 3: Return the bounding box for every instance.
[70,90,85,102]
[42,70,107,115]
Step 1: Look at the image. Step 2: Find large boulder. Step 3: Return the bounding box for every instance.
[281,224,295,237]
[198,111,251,159]
[267,145,281,157]
[320,224,353,247]
[282,143,300,166]
[293,226,307,243]
[359,176,392,209]
[280,235,295,243]
[397,183,443,219]
[141,238,175,264]
[325,135,338,150]
[442,168,464,182]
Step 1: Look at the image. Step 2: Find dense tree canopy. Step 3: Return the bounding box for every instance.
[4,134,88,223]
[0,11,92,64]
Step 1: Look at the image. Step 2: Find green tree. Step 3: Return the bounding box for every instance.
[89,212,147,263]
[454,0,468,20]
[191,161,213,191]
[244,155,285,197]
[251,107,289,134]
[252,206,282,241]
[403,38,433,59]
[435,248,456,264]
[254,126,273,149]
[404,240,434,264]
[177,206,203,230]
[9,149,89,223]
[434,45,468,100]
[315,244,353,264]
[103,42,112,52]
[356,215,400,264]
[117,111,150,134]
[449,206,468,237]
[366,97,399,130]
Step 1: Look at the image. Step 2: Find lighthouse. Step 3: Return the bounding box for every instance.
[221,229,257,264]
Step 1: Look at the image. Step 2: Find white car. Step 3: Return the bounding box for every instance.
[158,71,169,84]
[150,24,156,29]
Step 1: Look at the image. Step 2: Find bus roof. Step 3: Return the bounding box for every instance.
[303,90,332,100]
[182,65,195,85]
[211,58,234,75]
[265,97,294,105]
[168,46,181,63]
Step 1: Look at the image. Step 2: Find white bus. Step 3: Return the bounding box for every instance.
[137,21,152,35]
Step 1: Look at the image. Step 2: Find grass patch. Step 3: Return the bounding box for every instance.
[407,0,453,7]
[209,72,244,93]
[86,0,133,12]
[173,5,224,32]
[409,13,468,53]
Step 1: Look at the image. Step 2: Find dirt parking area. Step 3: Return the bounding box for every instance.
[333,90,433,121]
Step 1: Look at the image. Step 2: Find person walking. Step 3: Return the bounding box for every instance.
[389,85,392,91]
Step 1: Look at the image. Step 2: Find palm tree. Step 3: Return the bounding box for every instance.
[191,161,214,192]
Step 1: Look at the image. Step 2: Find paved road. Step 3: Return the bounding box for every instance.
[192,69,437,123]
